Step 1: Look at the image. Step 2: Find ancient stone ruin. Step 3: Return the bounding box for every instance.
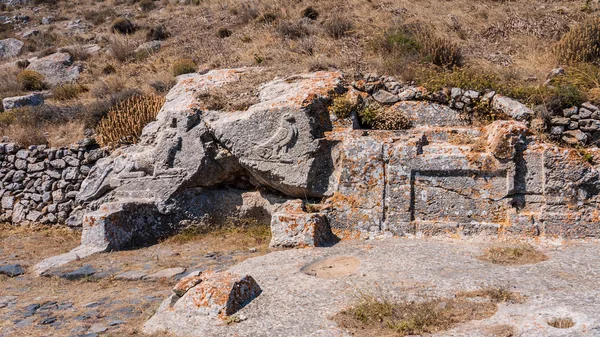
[33,68,600,276]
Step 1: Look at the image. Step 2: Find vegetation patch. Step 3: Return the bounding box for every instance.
[478,242,548,266]
[555,18,600,64]
[96,94,165,147]
[17,70,46,91]
[548,317,575,329]
[172,58,196,76]
[334,288,520,337]
[168,218,271,249]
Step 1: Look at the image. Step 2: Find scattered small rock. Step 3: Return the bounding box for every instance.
[0,264,25,277]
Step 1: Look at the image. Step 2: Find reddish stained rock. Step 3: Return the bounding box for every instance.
[485,120,529,159]
[270,200,334,248]
[174,270,261,319]
[173,270,203,297]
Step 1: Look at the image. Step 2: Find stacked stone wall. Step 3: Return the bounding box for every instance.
[0,139,107,225]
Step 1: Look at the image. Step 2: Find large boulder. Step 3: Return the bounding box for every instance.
[0,38,24,59]
[206,71,345,198]
[2,93,44,111]
[491,94,534,121]
[26,52,81,87]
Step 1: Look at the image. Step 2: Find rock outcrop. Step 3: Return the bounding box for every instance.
[26,52,81,87]
[35,68,600,275]
[0,38,24,59]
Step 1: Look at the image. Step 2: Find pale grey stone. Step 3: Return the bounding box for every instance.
[0,38,24,59]
[491,94,534,120]
[372,89,399,104]
[115,270,147,281]
[26,52,81,87]
[143,267,186,281]
[2,93,44,111]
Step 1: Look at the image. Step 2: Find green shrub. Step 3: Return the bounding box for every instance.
[329,94,358,118]
[357,102,411,130]
[17,70,46,91]
[172,58,196,76]
[111,17,136,34]
[555,18,600,63]
[96,95,165,147]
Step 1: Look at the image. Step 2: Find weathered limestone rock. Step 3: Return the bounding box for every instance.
[146,270,261,326]
[484,120,529,159]
[491,94,534,121]
[0,38,24,59]
[26,52,81,87]
[206,71,344,198]
[173,271,203,297]
[2,93,44,111]
[36,68,600,275]
[269,200,334,248]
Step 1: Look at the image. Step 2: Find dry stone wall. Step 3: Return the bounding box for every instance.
[0,139,107,225]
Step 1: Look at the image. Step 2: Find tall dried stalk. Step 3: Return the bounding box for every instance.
[96,95,165,147]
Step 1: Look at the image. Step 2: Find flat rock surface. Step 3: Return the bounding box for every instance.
[145,238,600,337]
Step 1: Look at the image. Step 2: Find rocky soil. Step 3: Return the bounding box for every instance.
[2,224,599,336]
[146,237,600,337]
[0,224,269,337]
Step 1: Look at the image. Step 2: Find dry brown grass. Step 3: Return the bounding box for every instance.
[334,287,520,337]
[0,0,598,144]
[548,317,576,329]
[478,242,549,266]
[96,94,165,147]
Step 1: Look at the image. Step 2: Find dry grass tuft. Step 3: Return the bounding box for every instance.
[96,94,165,147]
[172,58,196,76]
[334,289,504,337]
[52,83,88,101]
[111,17,136,34]
[548,317,575,329]
[358,102,411,130]
[17,69,46,91]
[167,218,271,248]
[478,242,548,266]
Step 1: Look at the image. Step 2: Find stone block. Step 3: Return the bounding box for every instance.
[173,271,261,318]
[270,201,334,248]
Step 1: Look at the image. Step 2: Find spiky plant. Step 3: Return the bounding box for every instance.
[96,95,165,147]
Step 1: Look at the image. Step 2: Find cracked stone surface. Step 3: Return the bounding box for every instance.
[144,237,600,337]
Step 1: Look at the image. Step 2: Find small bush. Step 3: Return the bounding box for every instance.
[555,17,600,64]
[277,20,311,40]
[302,6,319,20]
[329,94,358,119]
[52,83,87,101]
[139,0,155,11]
[324,16,353,39]
[379,26,462,69]
[17,70,46,91]
[217,27,232,38]
[257,12,278,24]
[111,17,136,34]
[96,95,165,147]
[172,58,196,76]
[355,101,412,130]
[84,8,115,25]
[478,242,548,266]
[108,36,136,62]
[102,64,116,75]
[147,25,170,41]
